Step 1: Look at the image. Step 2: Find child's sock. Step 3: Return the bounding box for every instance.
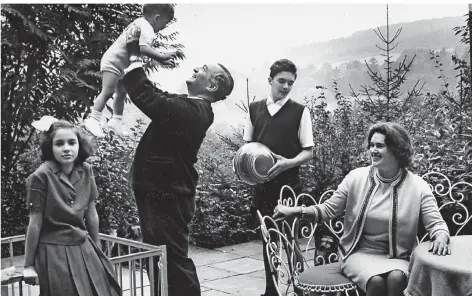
[112,114,123,121]
[91,110,102,121]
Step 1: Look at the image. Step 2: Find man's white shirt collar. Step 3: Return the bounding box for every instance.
[188,96,204,100]
[187,96,212,110]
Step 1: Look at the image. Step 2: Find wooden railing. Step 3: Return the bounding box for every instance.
[1,234,167,296]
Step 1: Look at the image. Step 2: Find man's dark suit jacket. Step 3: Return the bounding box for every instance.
[123,67,214,196]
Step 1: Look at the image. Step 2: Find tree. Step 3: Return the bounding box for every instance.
[413,8,471,181]
[1,4,184,180]
[1,4,184,237]
[452,6,471,96]
[350,4,425,123]
[367,57,380,74]
[346,60,363,71]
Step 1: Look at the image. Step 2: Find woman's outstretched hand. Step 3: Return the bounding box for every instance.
[272,204,298,222]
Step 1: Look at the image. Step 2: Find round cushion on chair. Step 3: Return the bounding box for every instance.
[296,263,358,293]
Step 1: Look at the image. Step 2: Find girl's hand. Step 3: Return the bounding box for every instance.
[23,266,39,285]
[428,232,450,256]
[272,205,297,221]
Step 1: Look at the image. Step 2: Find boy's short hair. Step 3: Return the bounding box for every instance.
[142,4,174,20]
[269,59,297,79]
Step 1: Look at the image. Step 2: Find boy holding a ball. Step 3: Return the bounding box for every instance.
[243,59,314,296]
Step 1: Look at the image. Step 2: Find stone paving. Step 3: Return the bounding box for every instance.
[2,238,312,296]
[194,240,266,296]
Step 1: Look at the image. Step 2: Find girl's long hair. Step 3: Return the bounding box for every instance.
[40,120,94,165]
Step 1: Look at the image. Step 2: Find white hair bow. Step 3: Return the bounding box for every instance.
[31,115,59,131]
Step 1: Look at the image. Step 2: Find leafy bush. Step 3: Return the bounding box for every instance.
[190,130,258,247]
[191,182,255,248]
[88,119,145,234]
[413,52,472,181]
[2,134,42,240]
[302,82,368,197]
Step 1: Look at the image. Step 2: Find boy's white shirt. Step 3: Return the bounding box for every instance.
[243,94,314,148]
[102,17,155,69]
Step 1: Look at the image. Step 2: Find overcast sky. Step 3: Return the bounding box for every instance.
[154,3,467,91]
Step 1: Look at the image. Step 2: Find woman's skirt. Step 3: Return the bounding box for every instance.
[35,237,122,296]
[340,250,409,292]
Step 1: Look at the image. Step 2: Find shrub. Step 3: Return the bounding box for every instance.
[302,82,368,197]
[191,182,256,248]
[190,130,257,247]
[88,119,146,234]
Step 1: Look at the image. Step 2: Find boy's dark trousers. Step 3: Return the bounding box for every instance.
[253,180,304,296]
[133,189,200,296]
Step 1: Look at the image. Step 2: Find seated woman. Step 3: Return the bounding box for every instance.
[273,122,450,296]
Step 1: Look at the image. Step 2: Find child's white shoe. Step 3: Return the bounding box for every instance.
[84,117,105,138]
[108,118,131,137]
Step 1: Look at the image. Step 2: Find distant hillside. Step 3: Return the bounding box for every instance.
[133,16,467,134]
[285,16,465,67]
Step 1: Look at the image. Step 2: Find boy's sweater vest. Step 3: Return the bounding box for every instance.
[249,98,305,182]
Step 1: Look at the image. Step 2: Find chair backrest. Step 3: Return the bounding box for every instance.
[419,171,472,241]
[257,211,301,296]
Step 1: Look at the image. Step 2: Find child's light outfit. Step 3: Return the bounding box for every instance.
[85,17,155,138]
[100,17,155,78]
[26,160,122,296]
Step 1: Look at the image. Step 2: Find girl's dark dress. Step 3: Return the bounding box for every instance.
[26,160,121,296]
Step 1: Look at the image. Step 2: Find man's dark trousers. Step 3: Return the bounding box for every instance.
[134,189,200,296]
